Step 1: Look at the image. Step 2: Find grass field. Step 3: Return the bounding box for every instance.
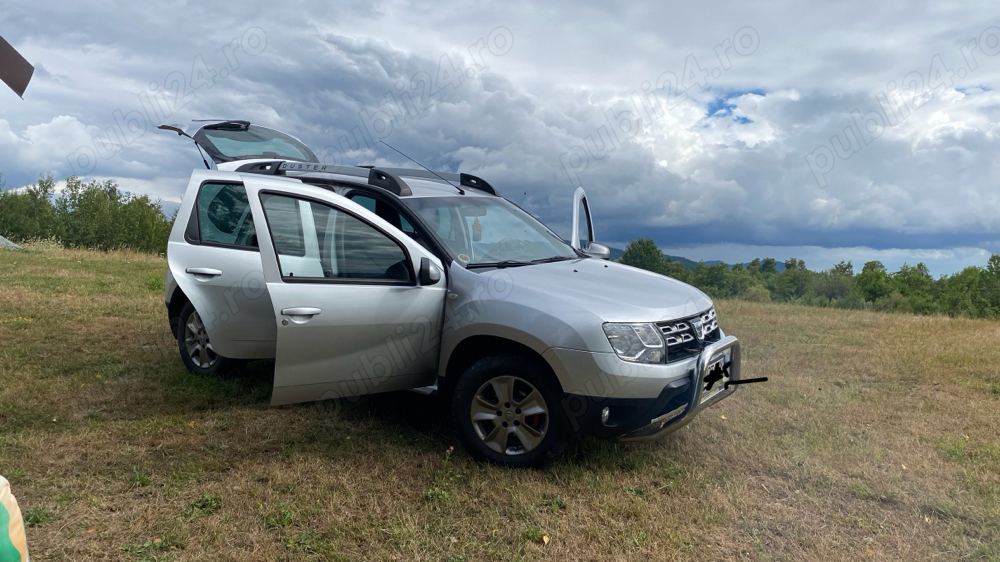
[1,243,998,561]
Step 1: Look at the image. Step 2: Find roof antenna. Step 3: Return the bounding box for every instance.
[194,141,211,169]
[379,140,464,195]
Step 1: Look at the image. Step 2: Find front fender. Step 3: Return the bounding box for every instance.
[439,262,611,379]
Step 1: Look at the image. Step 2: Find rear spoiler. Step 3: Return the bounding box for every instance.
[157,120,250,138]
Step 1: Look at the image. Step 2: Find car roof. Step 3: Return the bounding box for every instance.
[398,177,492,199]
[165,121,499,199]
[234,160,501,200]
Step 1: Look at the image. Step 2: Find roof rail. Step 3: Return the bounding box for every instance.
[459,173,497,196]
[359,167,499,196]
[235,160,284,175]
[367,168,412,196]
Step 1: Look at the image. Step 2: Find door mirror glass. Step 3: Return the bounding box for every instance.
[419,257,442,285]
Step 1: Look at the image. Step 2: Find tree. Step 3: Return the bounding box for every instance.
[770,258,812,302]
[854,261,893,303]
[939,266,994,318]
[0,175,58,242]
[618,238,668,275]
[832,261,854,276]
[0,174,173,253]
[892,263,936,314]
[987,254,1000,279]
[761,258,778,274]
[663,258,690,282]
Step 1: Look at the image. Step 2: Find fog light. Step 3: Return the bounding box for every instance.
[601,407,610,424]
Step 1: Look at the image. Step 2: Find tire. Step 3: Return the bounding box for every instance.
[452,352,569,468]
[176,302,237,376]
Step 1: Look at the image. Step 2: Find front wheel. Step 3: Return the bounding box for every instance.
[176,302,237,376]
[452,353,569,468]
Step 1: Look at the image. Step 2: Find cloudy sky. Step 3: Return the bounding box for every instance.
[1,1,998,275]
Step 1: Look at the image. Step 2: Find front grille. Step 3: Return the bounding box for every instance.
[655,308,721,363]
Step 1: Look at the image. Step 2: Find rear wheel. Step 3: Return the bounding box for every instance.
[452,352,569,468]
[177,302,237,376]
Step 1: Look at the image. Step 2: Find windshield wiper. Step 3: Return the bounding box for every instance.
[466,260,533,269]
[467,256,575,269]
[529,256,576,264]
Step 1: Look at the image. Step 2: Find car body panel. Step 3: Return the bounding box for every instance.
[238,177,448,406]
[166,170,277,358]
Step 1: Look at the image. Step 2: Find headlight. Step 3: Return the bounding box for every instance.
[602,323,665,364]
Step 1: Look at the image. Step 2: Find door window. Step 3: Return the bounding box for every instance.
[196,183,258,248]
[261,193,413,283]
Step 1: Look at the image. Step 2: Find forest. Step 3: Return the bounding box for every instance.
[619,237,1000,319]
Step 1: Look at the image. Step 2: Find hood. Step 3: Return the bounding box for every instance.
[497,258,712,323]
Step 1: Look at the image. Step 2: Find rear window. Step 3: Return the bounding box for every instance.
[195,124,319,164]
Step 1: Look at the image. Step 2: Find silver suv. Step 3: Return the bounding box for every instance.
[161,120,742,467]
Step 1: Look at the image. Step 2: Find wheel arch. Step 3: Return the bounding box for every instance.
[167,286,191,338]
[441,334,563,399]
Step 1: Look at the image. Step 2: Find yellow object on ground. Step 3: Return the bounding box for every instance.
[0,476,28,562]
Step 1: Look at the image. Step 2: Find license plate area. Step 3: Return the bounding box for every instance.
[700,354,731,404]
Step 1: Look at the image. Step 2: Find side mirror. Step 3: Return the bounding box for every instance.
[584,242,611,260]
[419,257,442,285]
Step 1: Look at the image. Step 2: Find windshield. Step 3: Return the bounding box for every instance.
[194,125,319,164]
[403,196,577,266]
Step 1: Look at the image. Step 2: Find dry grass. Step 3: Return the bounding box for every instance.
[0,243,998,561]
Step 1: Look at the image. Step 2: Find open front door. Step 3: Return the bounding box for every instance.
[570,187,610,260]
[571,186,595,250]
[249,182,447,406]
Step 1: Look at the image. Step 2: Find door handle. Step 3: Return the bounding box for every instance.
[186,267,223,278]
[281,307,322,317]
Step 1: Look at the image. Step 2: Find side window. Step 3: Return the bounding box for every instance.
[196,182,258,248]
[261,193,412,283]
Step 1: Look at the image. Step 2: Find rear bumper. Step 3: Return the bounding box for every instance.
[553,336,741,440]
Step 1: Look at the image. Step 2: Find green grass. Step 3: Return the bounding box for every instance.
[22,507,55,527]
[1,244,999,560]
[181,493,221,521]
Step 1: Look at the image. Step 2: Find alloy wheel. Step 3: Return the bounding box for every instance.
[184,310,219,369]
[470,375,549,455]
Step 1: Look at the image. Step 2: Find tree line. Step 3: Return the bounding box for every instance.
[0,175,174,254]
[3,175,999,319]
[618,238,1000,319]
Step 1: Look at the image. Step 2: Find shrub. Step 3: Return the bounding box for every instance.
[0,175,58,242]
[743,284,771,302]
[0,175,174,254]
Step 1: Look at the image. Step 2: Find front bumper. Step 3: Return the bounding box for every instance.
[552,336,741,440]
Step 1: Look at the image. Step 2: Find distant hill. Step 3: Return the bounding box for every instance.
[607,246,716,270]
[665,254,702,269]
[607,246,785,271]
